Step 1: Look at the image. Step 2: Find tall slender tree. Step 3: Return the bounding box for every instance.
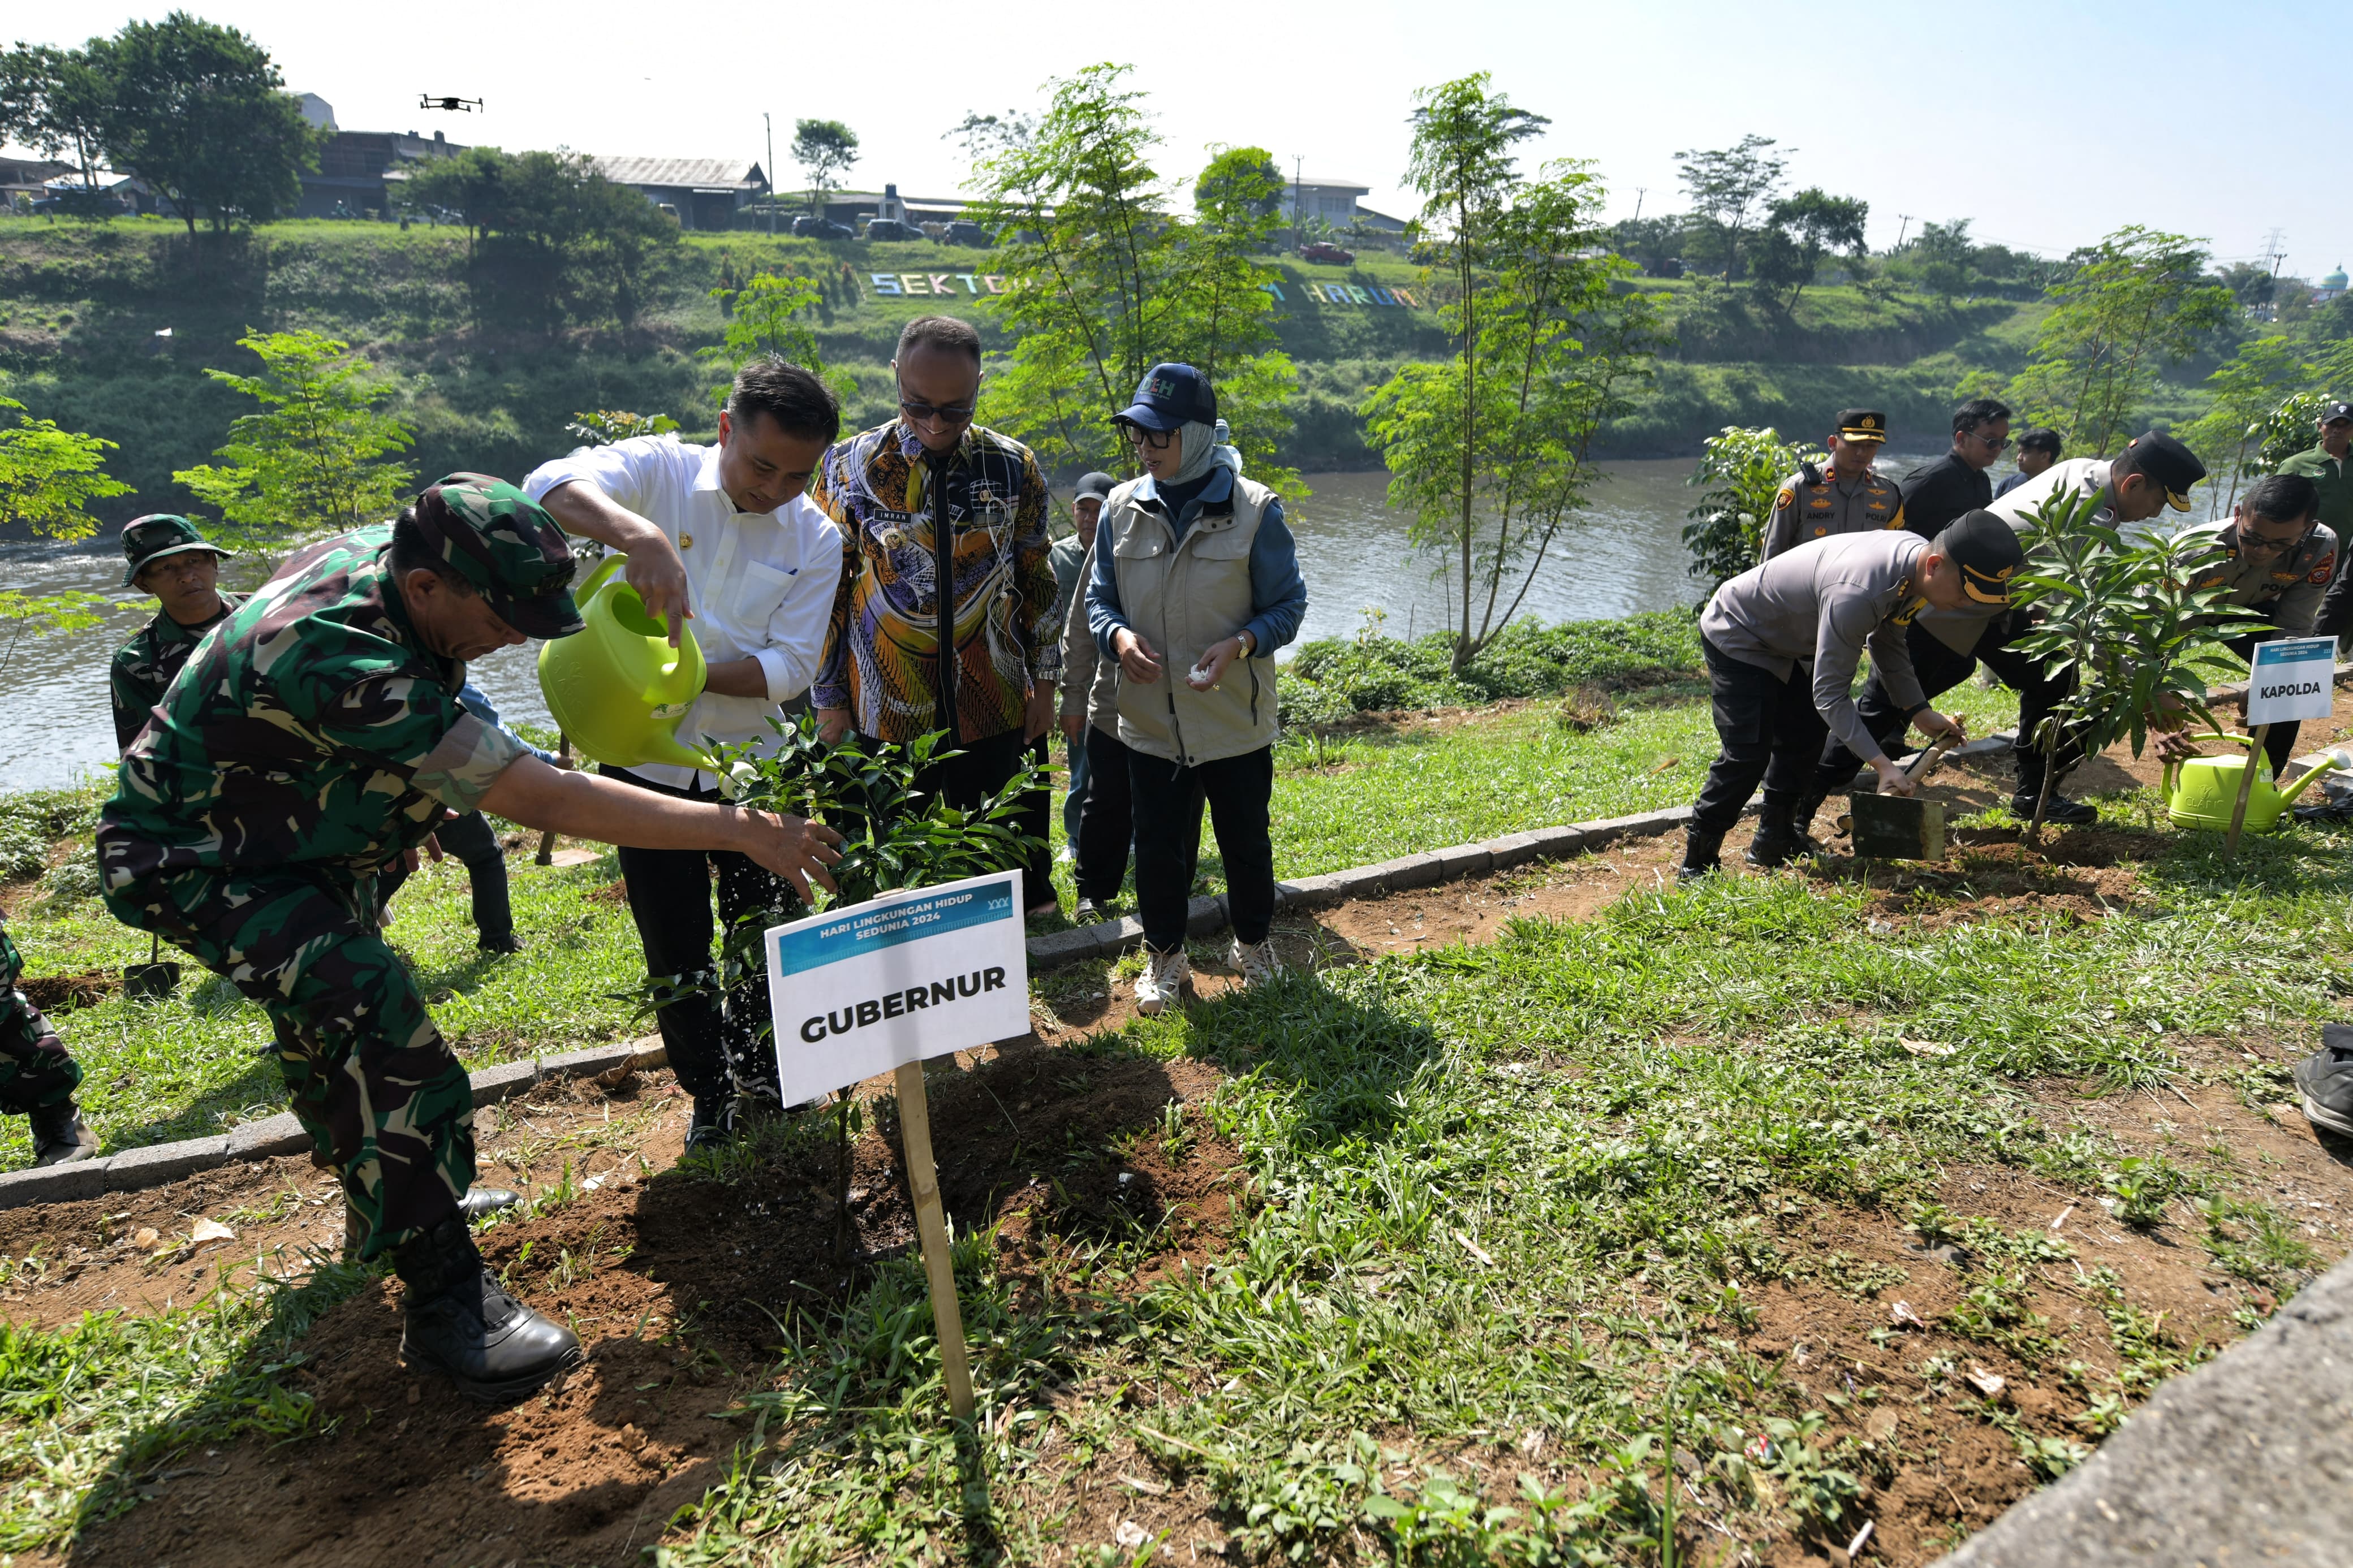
[0,42,118,208]
[103,12,319,239]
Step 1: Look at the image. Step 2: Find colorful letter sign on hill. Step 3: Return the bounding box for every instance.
[862,273,1424,308]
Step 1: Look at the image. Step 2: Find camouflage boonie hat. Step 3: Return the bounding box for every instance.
[121,514,234,587]
[410,473,584,639]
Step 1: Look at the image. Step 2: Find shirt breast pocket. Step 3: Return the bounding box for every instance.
[731,561,796,628]
[1188,527,1252,562]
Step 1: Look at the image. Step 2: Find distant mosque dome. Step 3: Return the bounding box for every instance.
[2328,265,2350,291]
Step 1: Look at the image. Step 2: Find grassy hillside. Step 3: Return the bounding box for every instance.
[0,217,2212,520]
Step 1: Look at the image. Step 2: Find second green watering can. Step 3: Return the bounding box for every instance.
[2162,735,2339,834]
[537,554,718,772]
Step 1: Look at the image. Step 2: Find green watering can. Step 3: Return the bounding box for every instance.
[2161,735,2340,834]
[537,554,719,772]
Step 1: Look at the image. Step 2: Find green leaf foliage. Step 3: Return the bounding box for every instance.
[1680,425,1822,589]
[0,395,130,542]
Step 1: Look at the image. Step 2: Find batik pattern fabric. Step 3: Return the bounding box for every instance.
[809,419,1059,744]
[94,525,519,1258]
[109,594,246,751]
[0,918,79,1117]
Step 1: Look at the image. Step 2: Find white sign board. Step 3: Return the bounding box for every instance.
[2246,636,2339,727]
[764,870,1029,1106]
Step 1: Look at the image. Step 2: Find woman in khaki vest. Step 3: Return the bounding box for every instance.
[1085,364,1309,1013]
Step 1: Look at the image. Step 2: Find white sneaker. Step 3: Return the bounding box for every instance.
[1230,936,1281,987]
[1135,947,1192,1015]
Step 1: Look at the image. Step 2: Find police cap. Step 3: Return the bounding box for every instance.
[2118,430,2207,512]
[408,473,584,640]
[1934,510,2027,606]
[1834,409,1889,444]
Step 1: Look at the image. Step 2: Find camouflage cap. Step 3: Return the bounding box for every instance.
[410,473,584,639]
[121,513,234,588]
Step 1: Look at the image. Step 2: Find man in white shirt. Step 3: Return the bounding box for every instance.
[524,359,843,1147]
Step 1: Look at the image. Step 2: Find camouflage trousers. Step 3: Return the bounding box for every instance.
[0,919,81,1118]
[102,866,472,1260]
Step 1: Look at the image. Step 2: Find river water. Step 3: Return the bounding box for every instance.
[1,452,2070,793]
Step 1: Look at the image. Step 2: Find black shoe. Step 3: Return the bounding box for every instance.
[2014,791,2097,826]
[395,1219,582,1405]
[1790,791,1830,849]
[459,1187,522,1221]
[684,1094,734,1152]
[27,1101,98,1167]
[2296,1026,2353,1138]
[1678,828,1726,882]
[477,932,524,956]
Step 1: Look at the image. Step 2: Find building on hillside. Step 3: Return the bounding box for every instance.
[816,186,974,229]
[1,154,72,212]
[38,170,156,215]
[591,157,768,231]
[291,96,466,220]
[1282,176,1369,228]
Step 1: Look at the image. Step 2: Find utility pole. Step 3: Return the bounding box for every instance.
[1632,187,1645,222]
[2261,226,2289,278]
[1895,213,1914,249]
[1292,154,1303,252]
[764,113,775,237]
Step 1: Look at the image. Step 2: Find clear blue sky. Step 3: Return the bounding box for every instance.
[10,0,2339,275]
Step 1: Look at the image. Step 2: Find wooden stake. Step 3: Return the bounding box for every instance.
[536,731,571,866]
[2224,722,2271,858]
[893,1057,975,1422]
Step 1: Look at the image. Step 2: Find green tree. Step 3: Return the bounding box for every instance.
[1749,187,1868,309]
[1365,109,1660,669]
[462,149,680,332]
[565,409,679,447]
[700,269,852,408]
[1673,133,1785,280]
[102,12,319,240]
[790,119,859,215]
[1609,213,1686,277]
[0,42,118,211]
[398,144,510,256]
[0,395,131,540]
[959,65,1298,486]
[2008,227,2235,456]
[1679,425,1821,589]
[174,330,415,549]
[2179,336,2312,511]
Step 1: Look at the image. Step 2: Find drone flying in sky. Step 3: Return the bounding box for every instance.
[419,95,483,114]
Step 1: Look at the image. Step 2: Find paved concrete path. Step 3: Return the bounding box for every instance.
[1937,1253,2353,1567]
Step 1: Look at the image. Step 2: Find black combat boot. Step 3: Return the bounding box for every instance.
[1678,826,1727,882]
[394,1216,583,1404]
[1746,792,1808,868]
[458,1187,522,1220]
[27,1100,98,1166]
[1788,789,1830,852]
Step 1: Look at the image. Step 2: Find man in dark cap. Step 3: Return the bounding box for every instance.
[97,474,843,1403]
[1822,431,2209,829]
[2287,403,2353,637]
[1995,428,2062,499]
[1900,399,2012,542]
[109,515,244,751]
[1760,409,1906,560]
[1682,513,2023,878]
[1053,471,1116,857]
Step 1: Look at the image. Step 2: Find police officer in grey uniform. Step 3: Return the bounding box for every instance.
[1761,409,1907,560]
[1820,430,2207,830]
[2154,471,2338,776]
[1684,513,2026,879]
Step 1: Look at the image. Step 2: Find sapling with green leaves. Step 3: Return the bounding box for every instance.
[1680,425,1822,589]
[2006,488,2260,839]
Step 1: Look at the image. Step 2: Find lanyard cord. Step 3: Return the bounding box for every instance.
[929,452,958,745]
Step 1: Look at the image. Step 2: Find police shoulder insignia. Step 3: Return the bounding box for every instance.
[2312,552,2338,584]
[1774,487,1795,511]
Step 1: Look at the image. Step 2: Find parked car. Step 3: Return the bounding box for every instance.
[1300,242,1354,265]
[864,218,921,242]
[791,214,855,241]
[944,221,995,248]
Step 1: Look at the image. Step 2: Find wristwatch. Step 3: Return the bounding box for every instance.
[1236,629,1256,655]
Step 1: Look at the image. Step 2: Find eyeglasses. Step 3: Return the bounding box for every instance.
[2239,528,2311,554]
[1968,430,2011,451]
[896,382,977,427]
[1121,422,1175,451]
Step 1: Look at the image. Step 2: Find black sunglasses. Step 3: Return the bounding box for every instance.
[1119,420,1176,451]
[896,381,977,426]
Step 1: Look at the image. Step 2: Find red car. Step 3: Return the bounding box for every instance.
[1300,242,1355,265]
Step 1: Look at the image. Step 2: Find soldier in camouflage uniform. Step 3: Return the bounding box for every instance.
[98,474,843,1402]
[109,515,245,751]
[0,918,98,1165]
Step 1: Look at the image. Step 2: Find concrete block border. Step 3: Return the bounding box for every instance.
[1021,801,1706,971]
[0,1037,669,1213]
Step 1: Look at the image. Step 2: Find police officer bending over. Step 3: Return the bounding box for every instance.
[2154,472,2338,776]
[97,477,842,1402]
[1761,409,1906,560]
[1684,513,2025,879]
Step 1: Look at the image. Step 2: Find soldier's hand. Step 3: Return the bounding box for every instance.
[738,810,844,905]
[1872,755,1918,797]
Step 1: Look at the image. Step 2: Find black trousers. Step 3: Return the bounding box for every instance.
[1129,744,1276,953]
[1020,736,1056,906]
[376,809,514,943]
[1075,724,1136,903]
[882,725,1055,910]
[604,766,788,1104]
[2224,633,2303,774]
[1693,636,1829,833]
[1828,615,2081,797]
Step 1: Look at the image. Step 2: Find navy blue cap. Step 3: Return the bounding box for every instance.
[1115,362,1217,432]
[1074,471,1116,502]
